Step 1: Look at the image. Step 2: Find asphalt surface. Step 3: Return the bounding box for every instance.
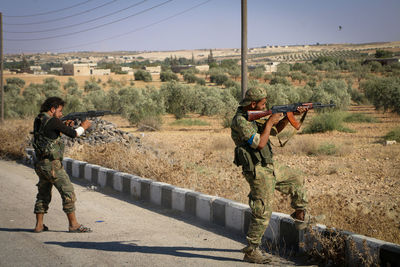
[0,160,307,267]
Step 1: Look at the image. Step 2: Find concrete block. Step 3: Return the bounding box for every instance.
[62,158,73,175]
[185,191,200,216]
[380,243,400,267]
[279,216,299,251]
[98,167,111,188]
[113,172,125,192]
[299,223,327,253]
[225,201,248,233]
[212,198,231,227]
[72,160,86,179]
[161,185,174,209]
[347,234,391,266]
[130,176,142,199]
[106,169,117,188]
[84,164,96,182]
[150,182,169,206]
[140,178,153,201]
[172,187,193,212]
[264,212,283,245]
[121,174,133,194]
[196,193,215,222]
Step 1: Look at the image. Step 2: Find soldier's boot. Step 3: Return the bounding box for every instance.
[241,244,272,264]
[291,209,325,230]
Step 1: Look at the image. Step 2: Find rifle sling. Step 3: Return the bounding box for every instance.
[272,110,308,147]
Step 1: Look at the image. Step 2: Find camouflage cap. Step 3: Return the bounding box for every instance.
[239,87,267,106]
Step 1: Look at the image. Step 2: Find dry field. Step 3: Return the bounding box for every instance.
[66,106,400,245]
[1,105,399,245]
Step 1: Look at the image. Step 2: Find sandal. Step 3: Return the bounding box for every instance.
[34,224,49,233]
[69,224,92,233]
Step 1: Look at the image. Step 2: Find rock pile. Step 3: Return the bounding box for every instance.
[62,118,140,147]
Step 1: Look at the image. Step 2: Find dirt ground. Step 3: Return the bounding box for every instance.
[95,106,400,245]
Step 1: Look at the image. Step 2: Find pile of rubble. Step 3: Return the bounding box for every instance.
[62,118,141,147]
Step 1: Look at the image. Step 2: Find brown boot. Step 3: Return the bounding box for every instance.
[291,209,325,230]
[241,245,272,264]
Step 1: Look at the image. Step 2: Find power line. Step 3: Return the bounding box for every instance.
[5,0,212,53]
[5,0,118,26]
[5,0,148,33]
[4,0,95,18]
[5,0,173,41]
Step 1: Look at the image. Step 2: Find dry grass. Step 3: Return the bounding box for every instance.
[2,106,400,246]
[0,119,32,160]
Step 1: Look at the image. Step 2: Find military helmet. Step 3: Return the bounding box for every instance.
[239,87,267,106]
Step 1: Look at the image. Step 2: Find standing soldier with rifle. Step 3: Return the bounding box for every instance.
[231,87,311,264]
[32,97,92,233]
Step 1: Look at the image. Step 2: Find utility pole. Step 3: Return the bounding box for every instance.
[241,0,248,100]
[0,12,4,124]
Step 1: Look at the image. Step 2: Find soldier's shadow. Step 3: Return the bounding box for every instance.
[0,227,64,233]
[45,240,242,262]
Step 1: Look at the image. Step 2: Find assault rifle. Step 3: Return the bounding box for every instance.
[247,101,335,130]
[61,110,120,124]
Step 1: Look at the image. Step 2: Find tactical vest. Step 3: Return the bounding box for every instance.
[33,113,65,161]
[232,110,273,172]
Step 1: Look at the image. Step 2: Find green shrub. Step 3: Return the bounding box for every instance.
[6,77,25,88]
[384,127,400,142]
[317,142,338,156]
[84,81,101,92]
[210,73,229,85]
[195,77,206,86]
[183,72,197,83]
[343,113,378,123]
[171,119,209,126]
[361,76,400,114]
[311,79,351,110]
[64,77,78,91]
[160,71,179,82]
[160,82,193,119]
[302,112,354,133]
[134,69,152,82]
[269,76,291,85]
[118,87,164,125]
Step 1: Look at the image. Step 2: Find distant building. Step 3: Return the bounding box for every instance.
[29,66,42,71]
[264,62,279,72]
[62,63,109,76]
[144,66,161,74]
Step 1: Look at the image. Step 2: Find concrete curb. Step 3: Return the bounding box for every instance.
[24,149,400,266]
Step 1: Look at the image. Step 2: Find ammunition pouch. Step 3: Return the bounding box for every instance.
[234,143,273,172]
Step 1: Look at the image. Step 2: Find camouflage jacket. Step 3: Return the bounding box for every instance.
[231,107,274,167]
[33,113,65,161]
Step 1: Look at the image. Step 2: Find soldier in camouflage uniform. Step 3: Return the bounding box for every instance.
[231,88,309,264]
[32,97,92,233]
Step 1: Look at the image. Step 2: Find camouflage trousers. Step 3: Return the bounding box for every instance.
[243,162,308,246]
[34,159,76,214]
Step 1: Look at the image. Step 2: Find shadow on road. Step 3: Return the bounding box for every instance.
[0,227,64,233]
[45,241,243,262]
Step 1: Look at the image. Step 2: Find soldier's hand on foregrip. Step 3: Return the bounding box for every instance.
[294,106,309,115]
[65,120,75,127]
[80,120,91,130]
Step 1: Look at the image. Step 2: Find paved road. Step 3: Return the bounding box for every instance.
[0,160,304,267]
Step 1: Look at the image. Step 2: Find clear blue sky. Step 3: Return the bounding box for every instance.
[1,0,400,54]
